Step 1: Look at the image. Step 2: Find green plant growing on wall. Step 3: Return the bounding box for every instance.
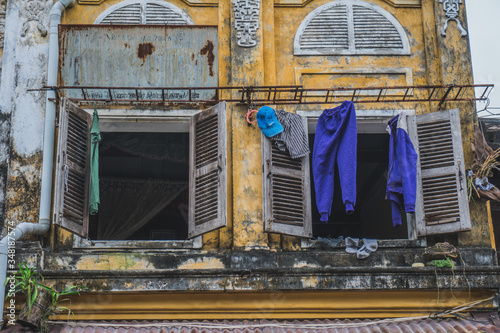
[5,262,87,332]
[38,285,87,333]
[424,243,471,305]
[5,262,46,312]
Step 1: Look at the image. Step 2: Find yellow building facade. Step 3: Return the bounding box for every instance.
[0,0,498,324]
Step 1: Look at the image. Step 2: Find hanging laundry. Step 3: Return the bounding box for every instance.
[271,108,310,159]
[312,100,357,222]
[90,108,101,215]
[386,111,418,227]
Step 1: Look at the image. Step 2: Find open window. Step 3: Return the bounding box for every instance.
[53,98,227,243]
[261,108,471,241]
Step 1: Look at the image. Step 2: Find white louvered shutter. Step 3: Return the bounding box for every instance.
[97,1,194,25]
[262,119,312,238]
[100,3,142,24]
[352,5,404,49]
[294,1,409,55]
[299,5,349,51]
[145,3,191,24]
[188,102,227,238]
[407,109,471,236]
[53,98,92,237]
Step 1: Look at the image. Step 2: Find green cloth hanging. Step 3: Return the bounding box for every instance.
[90,109,101,215]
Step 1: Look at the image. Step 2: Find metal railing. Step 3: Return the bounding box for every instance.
[38,84,494,108]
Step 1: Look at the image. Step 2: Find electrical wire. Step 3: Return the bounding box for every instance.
[477,98,500,117]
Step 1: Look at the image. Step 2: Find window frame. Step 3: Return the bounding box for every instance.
[54,99,227,250]
[297,109,427,248]
[72,108,201,249]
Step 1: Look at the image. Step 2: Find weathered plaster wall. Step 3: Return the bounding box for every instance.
[2,0,492,250]
[0,0,50,231]
[274,0,430,115]
[1,0,495,293]
[0,0,9,229]
[0,0,497,321]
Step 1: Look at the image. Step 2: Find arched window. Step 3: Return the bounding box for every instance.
[94,0,194,25]
[294,0,410,55]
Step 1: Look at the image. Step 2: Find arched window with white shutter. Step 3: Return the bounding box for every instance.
[294,0,410,56]
[94,0,194,25]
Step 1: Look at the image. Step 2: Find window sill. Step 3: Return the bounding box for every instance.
[301,238,427,249]
[73,235,202,250]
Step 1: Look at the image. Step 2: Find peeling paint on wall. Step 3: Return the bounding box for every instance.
[76,254,156,270]
[178,257,225,269]
[3,146,42,232]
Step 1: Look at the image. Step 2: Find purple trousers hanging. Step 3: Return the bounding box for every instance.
[313,101,357,222]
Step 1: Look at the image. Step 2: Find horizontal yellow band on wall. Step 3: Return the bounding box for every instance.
[44,290,497,320]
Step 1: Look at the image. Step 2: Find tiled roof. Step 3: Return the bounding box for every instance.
[3,315,500,333]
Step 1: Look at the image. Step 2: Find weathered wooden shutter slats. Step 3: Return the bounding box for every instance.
[408,108,471,236]
[195,114,218,168]
[53,98,92,237]
[262,118,312,238]
[194,170,219,224]
[188,102,227,238]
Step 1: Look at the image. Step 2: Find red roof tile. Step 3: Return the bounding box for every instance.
[2,316,500,333]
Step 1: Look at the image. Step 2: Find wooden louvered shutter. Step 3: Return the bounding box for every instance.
[188,102,227,238]
[407,109,471,236]
[53,98,92,237]
[262,118,312,238]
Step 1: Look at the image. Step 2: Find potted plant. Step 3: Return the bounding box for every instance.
[6,263,86,332]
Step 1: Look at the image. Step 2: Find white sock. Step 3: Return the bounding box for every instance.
[345,237,359,254]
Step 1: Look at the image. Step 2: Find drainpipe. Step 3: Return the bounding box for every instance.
[0,0,75,322]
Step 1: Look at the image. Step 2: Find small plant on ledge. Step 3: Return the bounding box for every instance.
[6,263,87,332]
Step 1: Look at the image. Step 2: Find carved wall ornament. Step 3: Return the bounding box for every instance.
[20,0,48,37]
[439,0,467,37]
[233,0,260,47]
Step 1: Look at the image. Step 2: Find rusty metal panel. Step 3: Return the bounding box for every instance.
[59,25,217,100]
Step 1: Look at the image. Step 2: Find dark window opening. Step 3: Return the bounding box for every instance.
[309,133,408,239]
[89,132,190,241]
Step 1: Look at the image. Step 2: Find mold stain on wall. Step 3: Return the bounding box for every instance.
[3,145,42,234]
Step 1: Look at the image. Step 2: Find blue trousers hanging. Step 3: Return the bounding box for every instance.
[313,101,357,222]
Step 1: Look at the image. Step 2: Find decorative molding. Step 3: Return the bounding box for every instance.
[80,0,218,6]
[179,0,218,6]
[274,0,420,8]
[294,0,410,56]
[20,0,48,37]
[94,0,194,24]
[294,67,413,94]
[381,0,421,7]
[273,0,313,7]
[439,0,467,36]
[233,0,261,47]
[77,0,420,8]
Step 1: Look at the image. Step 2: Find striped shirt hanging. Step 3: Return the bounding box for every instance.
[271,109,310,159]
